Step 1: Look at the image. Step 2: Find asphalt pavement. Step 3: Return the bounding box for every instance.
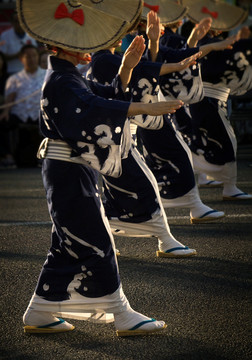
[0,145,251,360]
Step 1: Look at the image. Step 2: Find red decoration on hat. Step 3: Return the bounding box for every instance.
[201,6,218,19]
[144,2,160,13]
[54,3,84,25]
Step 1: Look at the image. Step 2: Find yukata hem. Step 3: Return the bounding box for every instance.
[28,286,129,323]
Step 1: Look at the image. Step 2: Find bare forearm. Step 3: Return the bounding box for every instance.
[160,63,179,76]
[118,65,133,92]
[187,34,198,48]
[148,40,159,62]
[199,43,214,57]
[127,102,146,116]
[127,100,183,117]
[199,35,237,57]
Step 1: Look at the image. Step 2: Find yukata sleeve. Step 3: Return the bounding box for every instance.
[128,60,164,130]
[200,40,252,95]
[232,39,252,63]
[44,82,132,177]
[158,46,204,104]
[86,75,130,102]
[159,45,199,63]
[223,39,252,96]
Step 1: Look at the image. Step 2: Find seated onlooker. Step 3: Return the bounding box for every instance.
[0,11,37,75]
[0,44,45,167]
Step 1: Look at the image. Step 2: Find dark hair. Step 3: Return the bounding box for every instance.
[19,44,39,57]
[180,20,195,39]
[0,51,7,75]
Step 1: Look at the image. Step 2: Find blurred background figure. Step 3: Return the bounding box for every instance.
[0,11,37,75]
[0,50,15,169]
[0,44,45,168]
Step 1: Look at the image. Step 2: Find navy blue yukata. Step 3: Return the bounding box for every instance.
[89,50,166,222]
[90,47,199,203]
[28,56,134,321]
[140,41,202,200]
[189,37,252,166]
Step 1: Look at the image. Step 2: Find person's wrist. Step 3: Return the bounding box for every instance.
[121,65,133,71]
[149,39,159,46]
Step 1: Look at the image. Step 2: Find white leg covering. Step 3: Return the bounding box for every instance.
[114,306,166,336]
[161,186,225,222]
[110,148,196,257]
[23,308,74,332]
[197,173,223,187]
[192,153,237,184]
[192,154,252,200]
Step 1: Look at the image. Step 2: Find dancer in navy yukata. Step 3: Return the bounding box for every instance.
[18,0,187,337]
[158,10,223,188]
[137,7,227,223]
[88,14,201,255]
[181,0,252,201]
[97,6,236,226]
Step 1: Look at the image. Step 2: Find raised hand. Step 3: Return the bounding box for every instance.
[144,100,184,115]
[146,10,161,42]
[177,51,202,70]
[127,100,184,117]
[188,17,212,47]
[160,52,202,75]
[237,26,251,40]
[212,34,239,51]
[195,17,212,41]
[199,34,239,57]
[119,36,146,91]
[121,35,146,70]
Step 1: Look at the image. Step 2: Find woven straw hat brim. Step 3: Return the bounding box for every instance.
[17,0,143,52]
[141,0,188,25]
[180,0,248,31]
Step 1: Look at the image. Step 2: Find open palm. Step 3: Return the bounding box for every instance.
[122,36,146,70]
[146,10,161,42]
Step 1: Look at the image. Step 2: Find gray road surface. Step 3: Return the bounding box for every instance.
[0,146,251,360]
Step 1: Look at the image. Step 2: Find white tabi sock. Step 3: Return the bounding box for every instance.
[161,186,224,220]
[23,308,73,330]
[222,183,252,199]
[114,307,165,331]
[197,173,223,186]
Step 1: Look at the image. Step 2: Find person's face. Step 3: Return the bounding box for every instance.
[78,53,91,65]
[20,48,39,72]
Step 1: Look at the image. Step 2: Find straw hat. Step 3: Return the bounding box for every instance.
[180,0,248,31]
[141,0,188,25]
[16,0,143,52]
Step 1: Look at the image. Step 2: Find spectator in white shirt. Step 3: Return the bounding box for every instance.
[0,44,45,167]
[0,12,37,74]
